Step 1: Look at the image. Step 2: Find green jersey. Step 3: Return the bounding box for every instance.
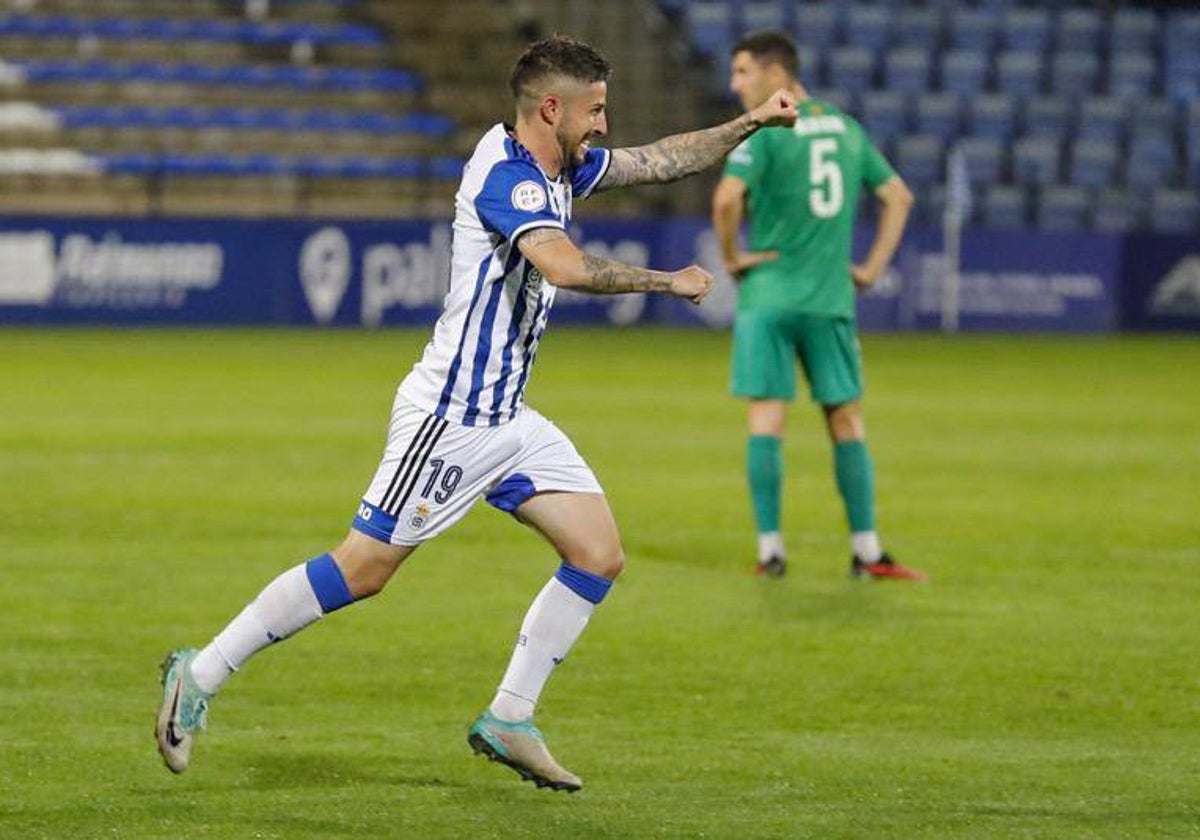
[723,98,895,318]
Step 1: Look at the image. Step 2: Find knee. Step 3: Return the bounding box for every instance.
[565,540,625,581]
[331,536,401,599]
[825,403,864,442]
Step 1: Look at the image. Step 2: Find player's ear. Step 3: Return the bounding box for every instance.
[539,94,562,126]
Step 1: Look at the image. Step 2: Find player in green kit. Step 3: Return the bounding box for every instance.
[712,30,925,581]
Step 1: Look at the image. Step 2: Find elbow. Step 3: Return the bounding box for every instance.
[892,181,915,210]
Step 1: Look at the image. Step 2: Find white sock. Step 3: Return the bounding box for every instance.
[757,531,785,563]
[490,577,595,722]
[190,564,325,694]
[852,531,883,563]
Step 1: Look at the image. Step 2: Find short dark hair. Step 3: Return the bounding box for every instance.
[509,35,612,101]
[732,30,799,76]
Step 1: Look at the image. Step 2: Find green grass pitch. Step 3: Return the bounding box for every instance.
[1,328,1197,839]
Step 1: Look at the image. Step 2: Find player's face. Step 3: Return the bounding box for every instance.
[730,51,776,111]
[557,81,608,167]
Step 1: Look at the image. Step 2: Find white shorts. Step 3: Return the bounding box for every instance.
[352,396,603,546]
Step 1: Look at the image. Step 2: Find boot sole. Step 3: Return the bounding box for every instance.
[468,731,581,792]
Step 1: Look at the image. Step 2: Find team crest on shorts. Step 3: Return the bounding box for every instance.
[409,502,431,530]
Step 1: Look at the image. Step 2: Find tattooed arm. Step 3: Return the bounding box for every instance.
[517,227,712,303]
[596,89,798,191]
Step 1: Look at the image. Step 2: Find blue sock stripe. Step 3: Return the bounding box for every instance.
[305,553,355,614]
[554,561,613,605]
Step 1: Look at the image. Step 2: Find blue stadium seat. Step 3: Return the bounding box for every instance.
[949,7,997,51]
[685,0,734,57]
[884,48,930,95]
[1068,139,1119,189]
[1126,133,1179,191]
[1037,186,1089,231]
[741,0,787,33]
[1150,188,1199,232]
[1056,9,1103,52]
[893,7,940,50]
[914,93,961,143]
[809,88,853,115]
[1051,51,1099,97]
[969,94,1016,141]
[797,46,823,86]
[1092,188,1144,232]
[827,47,875,95]
[0,15,383,45]
[1077,97,1127,145]
[99,152,159,175]
[1012,136,1061,186]
[1023,96,1072,137]
[1111,9,1160,54]
[940,50,988,97]
[428,157,464,181]
[794,3,838,51]
[982,184,1028,229]
[1001,8,1051,54]
[914,184,946,227]
[860,91,908,145]
[895,134,944,188]
[8,58,422,92]
[1165,66,1200,103]
[996,51,1044,97]
[845,4,893,52]
[1131,98,1178,138]
[1109,51,1156,100]
[955,136,1004,187]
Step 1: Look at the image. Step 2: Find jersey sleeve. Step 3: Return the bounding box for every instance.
[569,146,611,200]
[474,159,564,244]
[722,133,762,191]
[860,130,897,189]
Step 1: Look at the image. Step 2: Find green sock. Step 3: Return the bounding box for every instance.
[747,435,782,534]
[834,439,875,533]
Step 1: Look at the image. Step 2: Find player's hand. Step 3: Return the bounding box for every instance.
[726,250,779,279]
[851,263,881,292]
[669,265,714,305]
[750,89,799,128]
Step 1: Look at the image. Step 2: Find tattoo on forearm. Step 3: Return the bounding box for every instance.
[580,253,671,295]
[597,113,759,191]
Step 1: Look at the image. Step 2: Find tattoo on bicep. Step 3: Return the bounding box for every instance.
[517,227,567,250]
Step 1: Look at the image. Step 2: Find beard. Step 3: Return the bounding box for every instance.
[559,128,592,167]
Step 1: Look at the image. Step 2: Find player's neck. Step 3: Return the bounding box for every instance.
[510,119,565,179]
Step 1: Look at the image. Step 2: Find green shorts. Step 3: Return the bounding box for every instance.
[730,309,863,405]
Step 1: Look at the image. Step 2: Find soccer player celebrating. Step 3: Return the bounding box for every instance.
[712,31,925,582]
[156,35,798,792]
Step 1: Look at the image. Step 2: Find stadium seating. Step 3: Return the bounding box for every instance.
[1150,188,1200,233]
[671,0,1198,231]
[1001,8,1051,54]
[1037,186,1089,231]
[1092,188,1143,232]
[981,184,1027,229]
[940,50,988,97]
[1012,136,1060,187]
[914,93,961,143]
[0,0,459,217]
[1068,139,1119,189]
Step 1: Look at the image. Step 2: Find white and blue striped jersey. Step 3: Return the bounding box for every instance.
[397,123,611,427]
